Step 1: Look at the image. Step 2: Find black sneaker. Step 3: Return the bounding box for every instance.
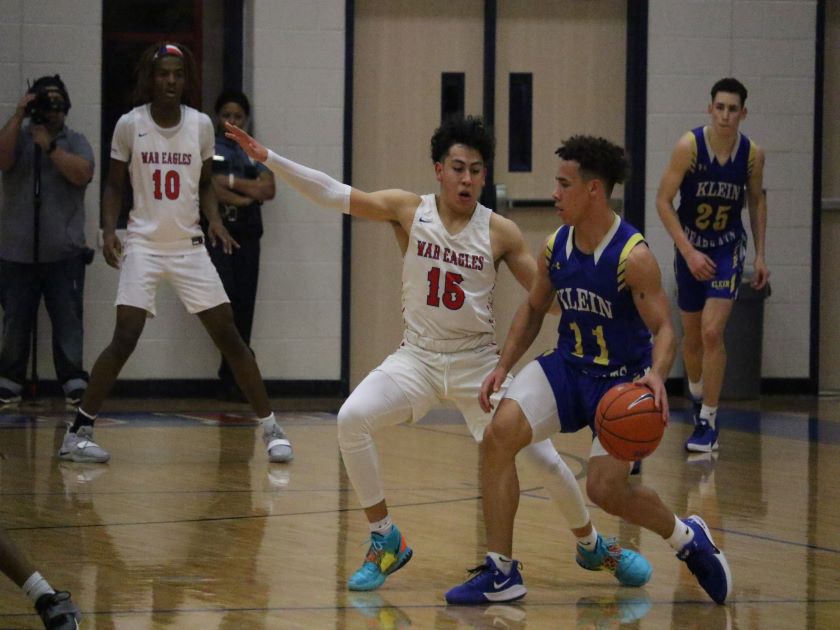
[0,386,21,405]
[34,590,81,629]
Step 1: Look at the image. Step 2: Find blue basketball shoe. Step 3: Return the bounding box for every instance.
[348,526,413,591]
[689,397,702,424]
[445,556,527,605]
[576,535,652,587]
[684,419,719,452]
[677,515,732,604]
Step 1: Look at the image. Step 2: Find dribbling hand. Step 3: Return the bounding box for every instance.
[636,371,670,425]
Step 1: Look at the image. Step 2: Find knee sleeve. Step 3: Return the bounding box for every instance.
[336,371,412,508]
[519,439,590,530]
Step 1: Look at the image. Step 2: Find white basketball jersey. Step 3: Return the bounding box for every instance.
[111,104,214,253]
[402,194,496,351]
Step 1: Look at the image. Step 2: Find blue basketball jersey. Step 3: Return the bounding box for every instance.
[545,216,652,378]
[677,126,755,250]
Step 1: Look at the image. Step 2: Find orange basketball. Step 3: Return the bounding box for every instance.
[595,382,664,461]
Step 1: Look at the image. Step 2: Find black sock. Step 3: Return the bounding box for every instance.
[70,410,95,433]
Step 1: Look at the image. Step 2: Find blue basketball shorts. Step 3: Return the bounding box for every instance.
[674,233,747,312]
[533,348,646,435]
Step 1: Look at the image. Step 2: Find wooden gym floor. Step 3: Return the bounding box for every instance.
[0,394,839,629]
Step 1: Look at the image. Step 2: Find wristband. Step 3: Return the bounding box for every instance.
[228,173,235,189]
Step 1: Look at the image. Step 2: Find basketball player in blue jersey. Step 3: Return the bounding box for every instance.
[657,78,769,452]
[60,42,292,465]
[225,117,652,593]
[446,136,731,606]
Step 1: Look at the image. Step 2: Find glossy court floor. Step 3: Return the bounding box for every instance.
[0,394,839,629]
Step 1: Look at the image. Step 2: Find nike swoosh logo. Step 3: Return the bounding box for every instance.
[493,577,511,589]
[138,132,148,137]
[418,217,432,223]
[627,393,654,410]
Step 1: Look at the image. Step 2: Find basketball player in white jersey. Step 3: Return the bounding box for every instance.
[225,116,651,593]
[59,42,292,465]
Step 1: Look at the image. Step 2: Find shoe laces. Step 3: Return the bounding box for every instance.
[599,538,624,571]
[264,425,287,440]
[689,421,709,439]
[579,537,622,571]
[361,532,395,564]
[462,560,521,585]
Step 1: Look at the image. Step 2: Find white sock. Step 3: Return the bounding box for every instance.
[688,379,703,401]
[369,514,393,537]
[22,572,54,604]
[487,552,513,575]
[700,405,718,429]
[576,526,599,550]
[666,515,694,551]
[259,413,277,433]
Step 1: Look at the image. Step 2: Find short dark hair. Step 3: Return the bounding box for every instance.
[430,115,495,164]
[133,42,200,108]
[555,135,628,196]
[711,77,748,106]
[29,74,71,113]
[215,89,251,116]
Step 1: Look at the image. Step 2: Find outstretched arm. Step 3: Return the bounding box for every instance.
[224,121,420,228]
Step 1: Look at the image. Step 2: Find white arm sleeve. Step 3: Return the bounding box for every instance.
[265,149,351,213]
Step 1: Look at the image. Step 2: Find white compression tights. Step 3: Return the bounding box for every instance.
[337,370,590,530]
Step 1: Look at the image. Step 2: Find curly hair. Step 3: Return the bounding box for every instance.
[430,115,495,165]
[555,135,628,196]
[711,77,747,106]
[132,42,200,108]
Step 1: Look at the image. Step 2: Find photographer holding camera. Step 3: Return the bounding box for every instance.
[0,75,94,406]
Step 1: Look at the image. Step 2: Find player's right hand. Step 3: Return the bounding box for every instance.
[479,367,508,413]
[684,248,716,282]
[102,230,123,268]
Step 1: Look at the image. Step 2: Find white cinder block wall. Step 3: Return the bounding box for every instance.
[243,1,345,379]
[645,0,816,379]
[0,0,346,382]
[0,0,818,384]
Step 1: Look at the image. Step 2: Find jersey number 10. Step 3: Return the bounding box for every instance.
[152,169,181,201]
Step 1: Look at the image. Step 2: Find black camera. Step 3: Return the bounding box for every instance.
[25,75,71,125]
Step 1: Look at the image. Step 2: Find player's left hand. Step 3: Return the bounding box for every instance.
[479,366,508,413]
[207,220,240,255]
[636,372,670,425]
[751,256,770,290]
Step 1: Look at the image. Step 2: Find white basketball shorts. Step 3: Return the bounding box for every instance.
[374,340,512,442]
[115,246,229,317]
